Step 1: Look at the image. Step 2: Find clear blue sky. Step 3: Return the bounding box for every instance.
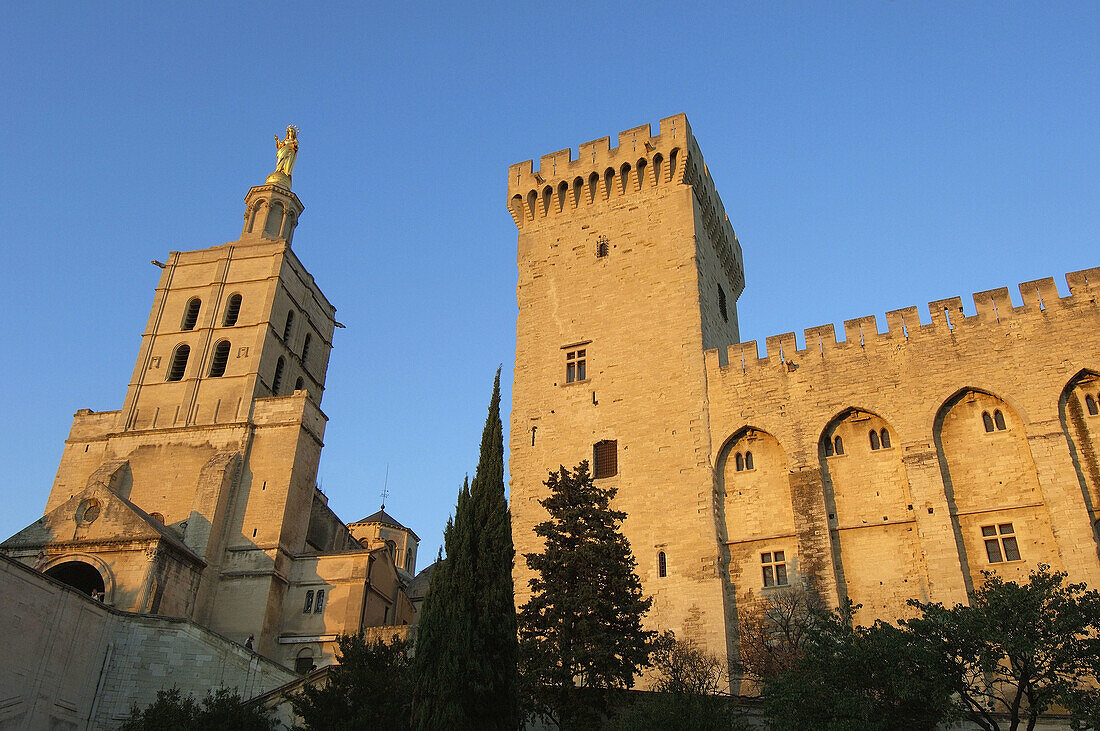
[2,3,1097,563]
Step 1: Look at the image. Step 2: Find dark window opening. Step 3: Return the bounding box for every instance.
[209,340,231,377]
[223,294,242,326]
[983,523,1021,562]
[870,429,880,450]
[303,590,314,613]
[167,344,190,381]
[1087,394,1098,415]
[745,451,754,470]
[283,310,295,341]
[566,349,587,383]
[295,650,314,674]
[762,551,788,587]
[658,551,667,578]
[302,333,312,363]
[735,452,744,471]
[880,429,891,448]
[594,439,618,478]
[531,426,537,446]
[596,236,609,258]
[314,589,325,614]
[272,356,285,394]
[833,435,844,455]
[45,561,105,598]
[718,285,728,322]
[994,409,1006,431]
[824,437,834,457]
[294,377,304,391]
[181,298,201,331]
[983,412,995,432]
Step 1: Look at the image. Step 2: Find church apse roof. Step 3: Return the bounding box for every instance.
[348,508,419,541]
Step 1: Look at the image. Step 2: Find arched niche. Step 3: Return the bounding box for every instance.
[263,201,285,238]
[1059,370,1100,545]
[934,388,1060,591]
[44,555,113,601]
[716,427,799,601]
[819,408,926,624]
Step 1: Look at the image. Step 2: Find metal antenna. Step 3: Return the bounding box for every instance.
[380,464,390,509]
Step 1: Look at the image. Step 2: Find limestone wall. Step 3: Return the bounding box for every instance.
[0,553,295,730]
[705,268,1100,635]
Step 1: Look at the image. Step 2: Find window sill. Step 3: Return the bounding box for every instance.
[761,583,791,591]
[560,378,590,387]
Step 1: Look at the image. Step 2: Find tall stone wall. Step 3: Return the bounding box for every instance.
[0,553,295,730]
[705,269,1100,641]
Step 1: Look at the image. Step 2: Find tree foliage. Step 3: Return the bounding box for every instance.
[410,370,519,730]
[905,565,1100,731]
[735,586,822,681]
[290,632,411,730]
[120,687,274,731]
[518,460,655,729]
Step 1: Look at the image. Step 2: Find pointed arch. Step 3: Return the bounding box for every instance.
[1058,369,1100,554]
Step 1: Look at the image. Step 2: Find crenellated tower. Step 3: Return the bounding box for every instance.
[508,114,744,668]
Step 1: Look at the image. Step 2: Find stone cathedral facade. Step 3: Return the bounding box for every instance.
[507,113,1100,678]
[1,157,421,681]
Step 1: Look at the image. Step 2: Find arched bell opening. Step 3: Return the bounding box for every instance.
[45,560,105,598]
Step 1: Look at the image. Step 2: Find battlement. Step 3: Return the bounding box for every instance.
[707,267,1100,373]
[507,113,744,295]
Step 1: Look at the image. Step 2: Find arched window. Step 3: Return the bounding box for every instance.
[303,590,314,613]
[983,412,995,432]
[264,201,284,237]
[167,344,190,381]
[824,437,834,457]
[735,453,744,471]
[657,551,667,578]
[181,298,201,331]
[745,451,754,470]
[149,512,165,524]
[557,181,568,213]
[295,647,315,674]
[386,540,396,559]
[223,294,242,326]
[994,409,1006,431]
[301,333,312,363]
[272,357,285,394]
[406,548,413,571]
[283,310,295,341]
[209,340,231,377]
[314,589,325,614]
[588,172,599,204]
[869,430,880,450]
[294,377,304,391]
[880,428,891,448]
[1088,394,1099,416]
[833,435,844,455]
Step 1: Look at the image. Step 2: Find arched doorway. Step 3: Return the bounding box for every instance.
[45,560,105,598]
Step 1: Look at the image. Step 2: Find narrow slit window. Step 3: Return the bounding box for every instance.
[301,333,312,363]
[824,437,834,457]
[593,439,618,478]
[303,590,314,613]
[209,340,231,377]
[880,429,891,448]
[272,357,285,394]
[181,298,201,331]
[870,430,880,450]
[295,377,304,391]
[1087,394,1099,416]
[718,285,728,322]
[983,412,995,432]
[167,344,190,381]
[283,310,295,341]
[735,453,744,471]
[745,451,754,470]
[658,551,667,578]
[994,409,1006,431]
[223,294,242,326]
[596,236,609,258]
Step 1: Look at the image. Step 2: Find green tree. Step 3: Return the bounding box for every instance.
[411,370,519,730]
[763,603,955,731]
[518,460,655,730]
[290,632,411,730]
[905,565,1100,731]
[120,687,274,731]
[735,586,822,682]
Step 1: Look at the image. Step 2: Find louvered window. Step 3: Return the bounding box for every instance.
[209,341,230,377]
[302,333,312,363]
[223,294,242,326]
[283,310,295,341]
[593,439,618,478]
[167,344,190,381]
[272,357,285,394]
[181,298,201,331]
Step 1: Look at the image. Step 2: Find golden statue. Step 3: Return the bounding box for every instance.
[274,126,299,176]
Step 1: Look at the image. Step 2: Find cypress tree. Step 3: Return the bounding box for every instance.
[412,370,519,729]
[518,461,654,729]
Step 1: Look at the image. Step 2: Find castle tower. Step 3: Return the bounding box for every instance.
[507,114,744,666]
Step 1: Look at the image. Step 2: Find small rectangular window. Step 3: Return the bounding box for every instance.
[983,523,1020,563]
[762,551,789,588]
[314,589,325,614]
[566,349,587,383]
[593,439,617,478]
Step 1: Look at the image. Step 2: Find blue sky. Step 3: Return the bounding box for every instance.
[1,3,1097,563]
